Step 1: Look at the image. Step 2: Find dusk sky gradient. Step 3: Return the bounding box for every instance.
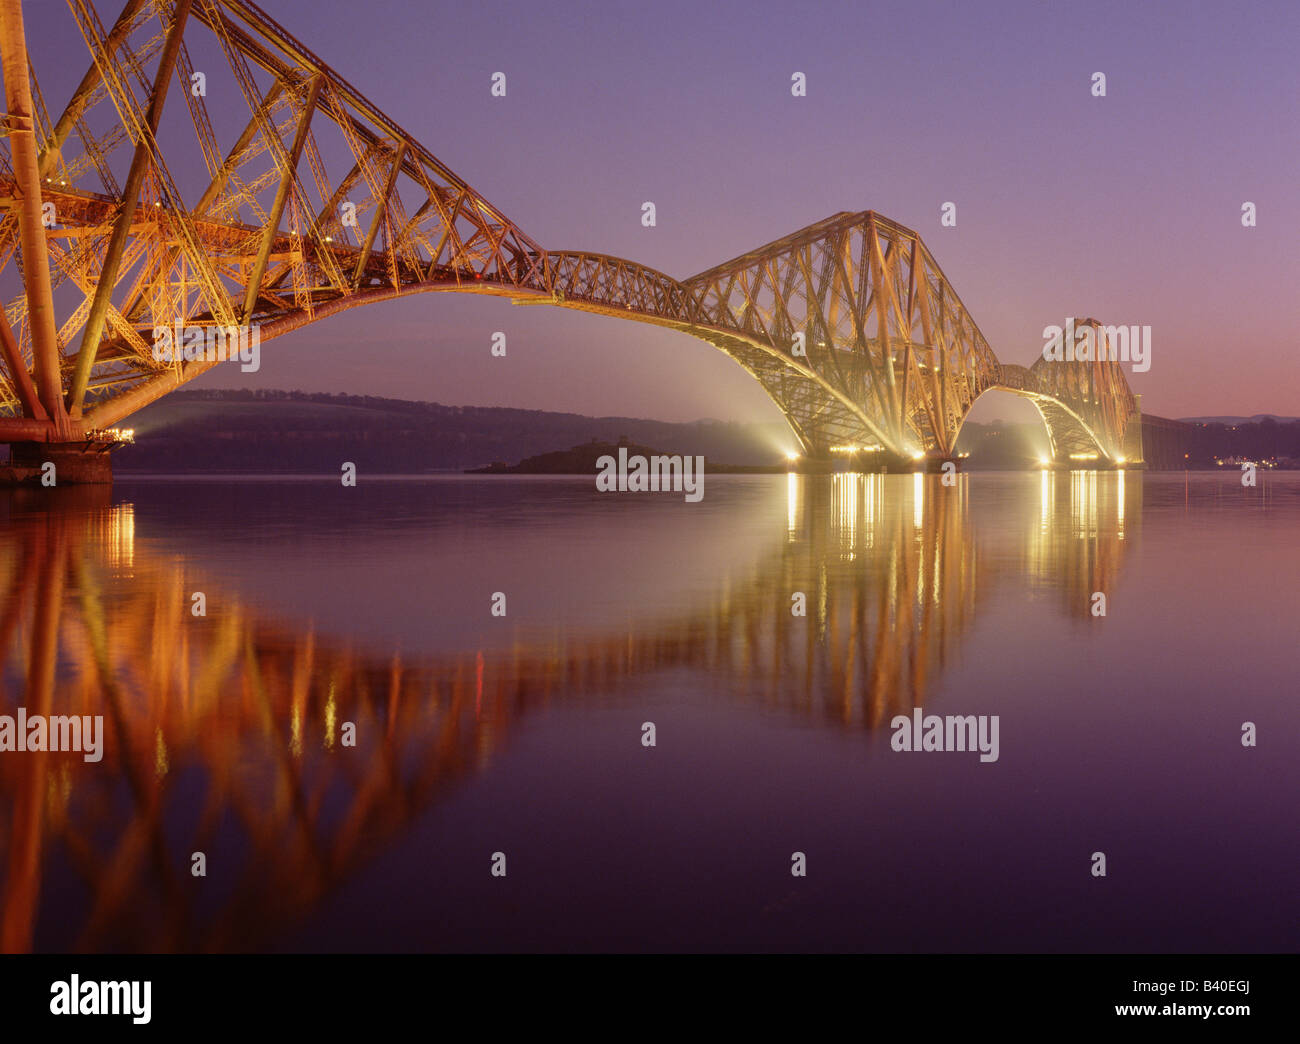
[25,0,1300,423]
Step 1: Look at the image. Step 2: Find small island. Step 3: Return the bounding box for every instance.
[465,436,788,475]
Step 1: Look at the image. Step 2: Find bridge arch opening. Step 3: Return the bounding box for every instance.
[954,389,1056,467]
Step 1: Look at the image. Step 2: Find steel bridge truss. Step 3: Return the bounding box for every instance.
[0,0,1142,464]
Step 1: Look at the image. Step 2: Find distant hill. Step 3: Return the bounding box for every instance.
[1178,414,1300,425]
[113,389,792,473]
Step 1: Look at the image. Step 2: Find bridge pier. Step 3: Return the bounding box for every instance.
[881,451,962,474]
[1,442,115,485]
[917,455,964,475]
[1036,455,1136,471]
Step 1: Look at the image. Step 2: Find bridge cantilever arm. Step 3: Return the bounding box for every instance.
[352,142,406,287]
[36,0,148,180]
[67,0,194,415]
[241,73,323,322]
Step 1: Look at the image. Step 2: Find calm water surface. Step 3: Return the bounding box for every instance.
[1,471,1296,952]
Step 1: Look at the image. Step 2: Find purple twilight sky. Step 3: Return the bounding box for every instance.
[22,0,1300,423]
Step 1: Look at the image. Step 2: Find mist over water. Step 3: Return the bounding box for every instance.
[1,472,1296,952]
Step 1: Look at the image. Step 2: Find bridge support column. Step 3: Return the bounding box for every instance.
[0,0,71,437]
[3,442,114,485]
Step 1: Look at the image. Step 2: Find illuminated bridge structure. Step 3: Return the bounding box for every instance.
[0,0,1142,477]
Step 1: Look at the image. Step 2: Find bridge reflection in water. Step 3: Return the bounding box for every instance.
[0,473,1138,952]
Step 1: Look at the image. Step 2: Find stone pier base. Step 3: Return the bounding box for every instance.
[1,442,114,485]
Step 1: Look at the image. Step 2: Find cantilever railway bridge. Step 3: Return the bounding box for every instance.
[0,0,1143,479]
